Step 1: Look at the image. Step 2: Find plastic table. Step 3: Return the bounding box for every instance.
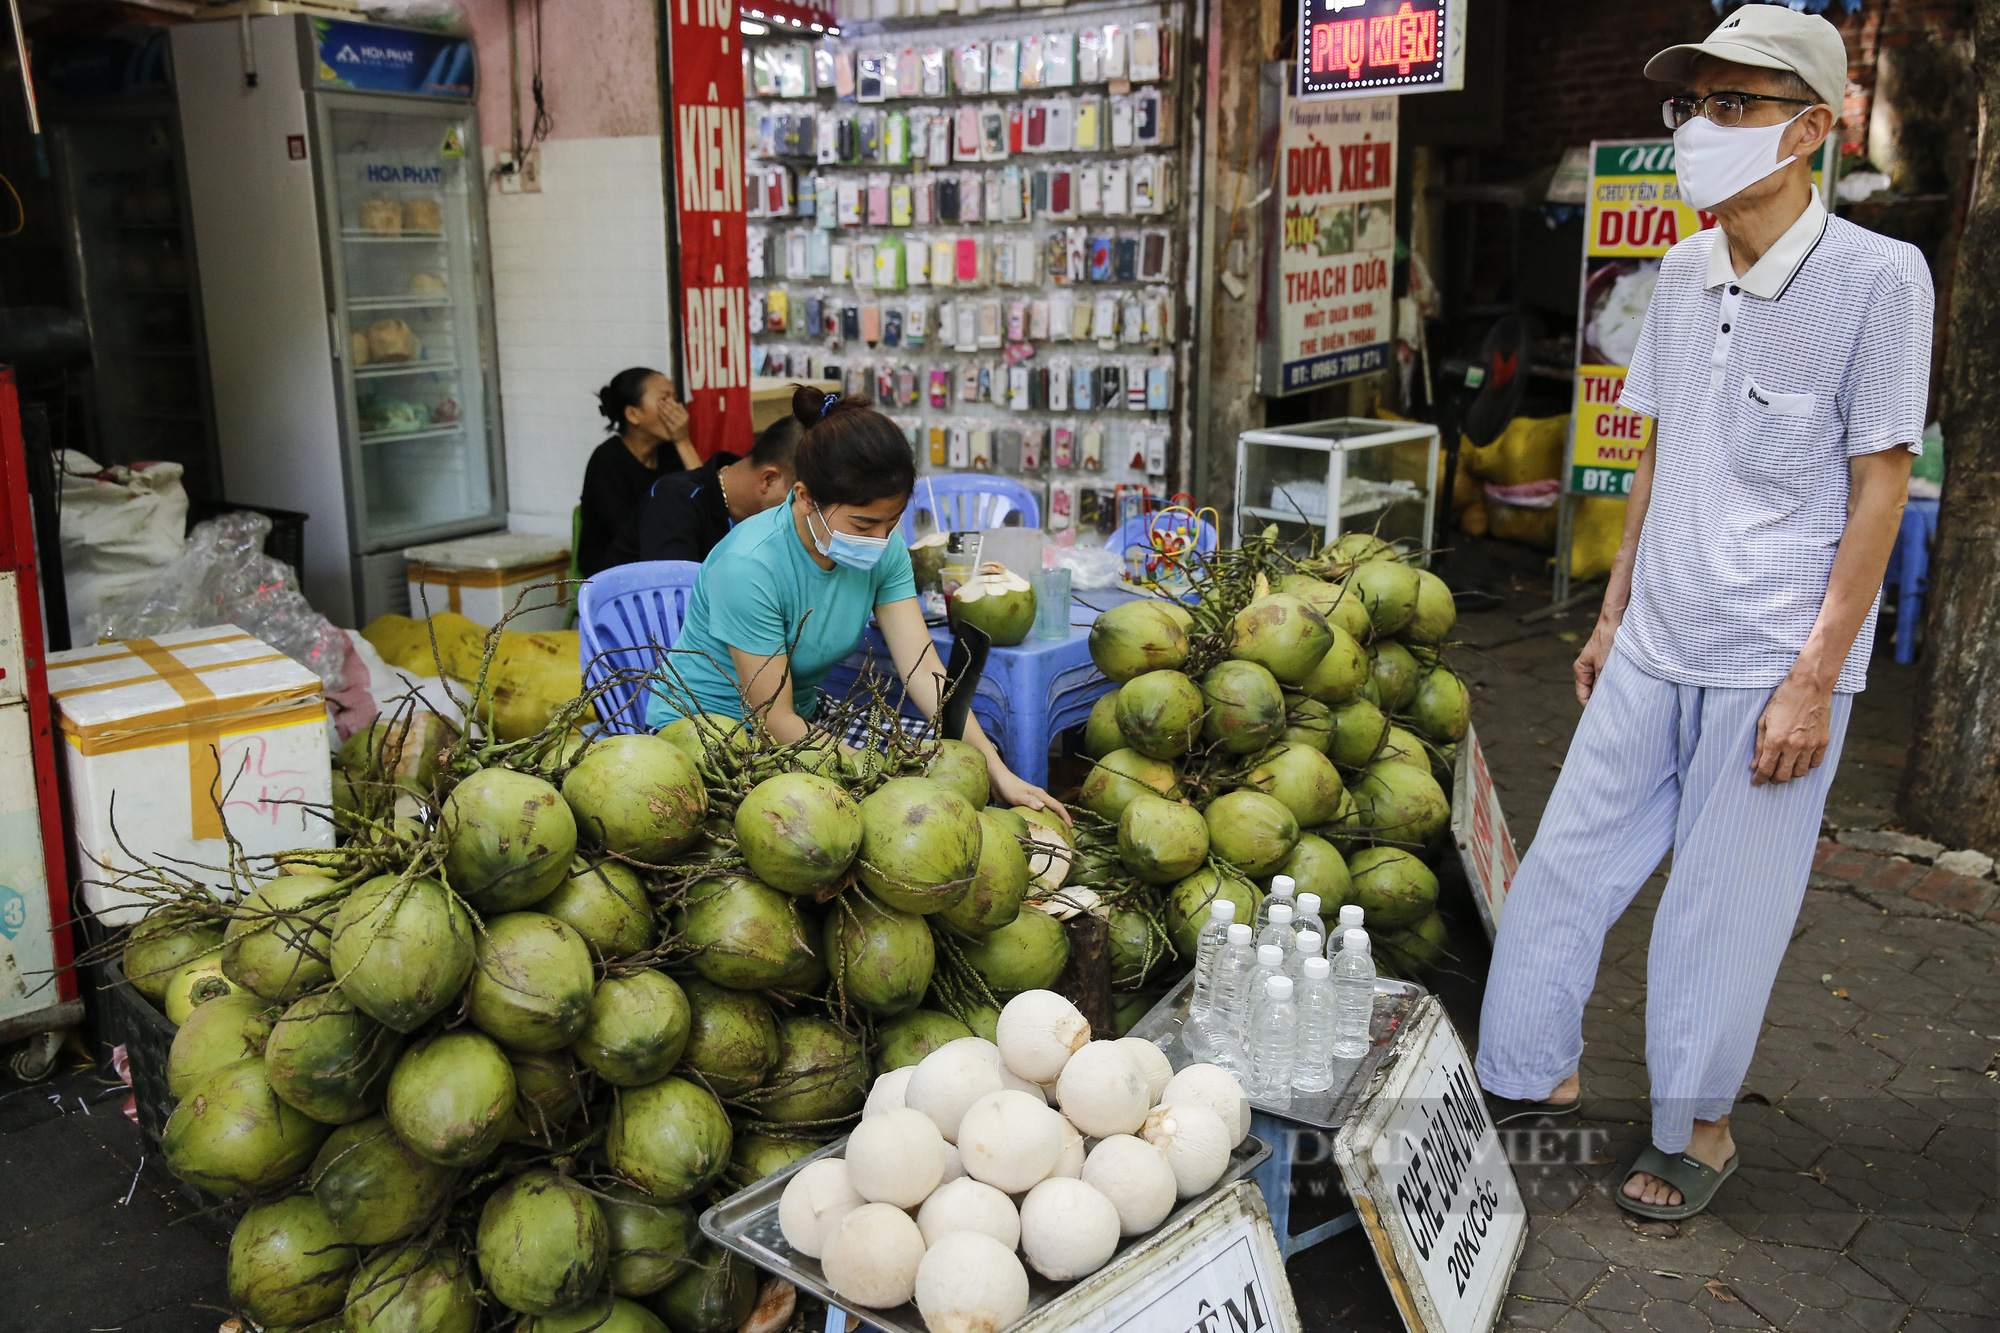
[818,592,1136,789]
[1883,496,1938,665]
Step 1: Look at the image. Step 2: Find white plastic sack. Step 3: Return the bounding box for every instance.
[338,628,464,745]
[57,451,188,646]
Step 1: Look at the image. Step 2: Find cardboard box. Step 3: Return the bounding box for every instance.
[48,626,332,925]
[405,532,572,631]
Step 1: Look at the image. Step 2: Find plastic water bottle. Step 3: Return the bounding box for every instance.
[1257,875,1297,932]
[1248,975,1297,1109]
[1296,892,1326,944]
[1188,900,1237,1020]
[1237,945,1287,1046]
[1331,929,1377,1060]
[1338,904,1365,934]
[1291,956,1336,1093]
[1202,924,1258,1072]
[1289,930,1323,983]
[1257,903,1296,957]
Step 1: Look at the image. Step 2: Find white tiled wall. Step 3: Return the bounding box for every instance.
[485,136,674,537]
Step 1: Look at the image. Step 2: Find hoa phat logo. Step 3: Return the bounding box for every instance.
[365,163,445,184]
[335,41,417,66]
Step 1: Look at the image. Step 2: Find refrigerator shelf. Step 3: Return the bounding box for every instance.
[358,423,463,445]
[340,229,446,243]
[348,295,454,311]
[354,359,459,380]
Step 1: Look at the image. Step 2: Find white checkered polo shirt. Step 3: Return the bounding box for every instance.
[1615,196,1934,694]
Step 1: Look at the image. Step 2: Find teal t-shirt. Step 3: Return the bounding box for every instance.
[646,496,918,727]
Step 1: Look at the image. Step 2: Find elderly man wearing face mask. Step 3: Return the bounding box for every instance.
[1473,7,1932,1221]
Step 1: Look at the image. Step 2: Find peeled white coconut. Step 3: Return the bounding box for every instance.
[1018,1177,1121,1281]
[1024,823,1073,895]
[863,1065,914,1120]
[1142,1102,1234,1199]
[1032,884,1105,921]
[957,1090,1063,1193]
[941,1140,966,1183]
[822,1202,927,1309]
[1082,1134,1178,1235]
[1056,1041,1152,1138]
[1113,1037,1174,1104]
[915,1230,1030,1333]
[996,990,1091,1084]
[997,1063,1048,1103]
[1160,1063,1252,1145]
[778,1158,864,1259]
[845,1107,947,1208]
[1050,1113,1085,1179]
[915,1176,1021,1249]
[906,1038,1006,1143]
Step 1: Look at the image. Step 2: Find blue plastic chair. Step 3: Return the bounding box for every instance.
[902,474,1041,541]
[1882,496,1938,664]
[1111,510,1219,582]
[577,561,703,733]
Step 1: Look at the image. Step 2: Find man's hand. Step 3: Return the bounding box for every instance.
[1574,614,1621,706]
[1752,673,1833,785]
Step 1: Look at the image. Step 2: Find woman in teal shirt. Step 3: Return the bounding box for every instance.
[648,388,1068,819]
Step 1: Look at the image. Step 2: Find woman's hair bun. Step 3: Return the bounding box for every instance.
[789,383,869,428]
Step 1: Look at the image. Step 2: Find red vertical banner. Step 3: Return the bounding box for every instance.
[665,0,751,460]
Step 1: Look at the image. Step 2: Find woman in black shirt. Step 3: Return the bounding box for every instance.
[577,367,698,577]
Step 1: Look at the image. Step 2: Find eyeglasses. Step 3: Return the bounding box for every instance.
[1661,91,1816,130]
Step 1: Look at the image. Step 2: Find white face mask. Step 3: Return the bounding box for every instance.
[1672,109,1806,211]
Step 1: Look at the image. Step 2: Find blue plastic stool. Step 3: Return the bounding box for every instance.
[576,560,702,732]
[1882,497,1938,664]
[1248,1111,1363,1258]
[903,474,1042,542]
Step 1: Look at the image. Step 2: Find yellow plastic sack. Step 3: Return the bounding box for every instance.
[473,630,584,741]
[1485,496,1559,549]
[1569,496,1627,580]
[360,611,489,680]
[1465,415,1567,487]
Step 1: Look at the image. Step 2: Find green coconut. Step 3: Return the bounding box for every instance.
[1203,790,1301,877]
[1082,689,1125,758]
[678,876,816,990]
[329,875,477,1033]
[658,712,749,768]
[1346,846,1439,928]
[783,733,844,778]
[122,913,224,1004]
[1407,667,1472,744]
[167,992,275,1099]
[958,905,1069,996]
[163,954,246,1025]
[1351,761,1451,846]
[1113,669,1204,761]
[1114,992,1161,1037]
[344,1246,477,1333]
[228,1194,355,1327]
[1379,910,1452,972]
[729,1133,819,1185]
[609,1077,733,1200]
[220,875,340,1002]
[855,777,983,913]
[1323,583,1375,642]
[1199,660,1287,755]
[574,971,692,1087]
[652,1243,759,1333]
[937,810,1031,937]
[1380,725,1428,768]
[476,1168,610,1316]
[533,1295,673,1333]
[1350,560,1420,637]
[769,917,829,997]
[959,1000,1002,1043]
[1327,697,1392,769]
[600,1184,699,1297]
[874,1009,973,1074]
[1089,600,1190,682]
[1405,570,1457,643]
[440,768,577,915]
[1323,787,1364,853]
[385,1029,517,1168]
[163,1058,330,1196]
[539,857,657,960]
[1274,574,1347,623]
[1079,747,1184,822]
[925,738,993,808]
[1283,698,1334,753]
[562,734,709,862]
[734,772,863,896]
[752,1016,870,1123]
[1164,867,1260,957]
[310,1116,459,1245]
[948,563,1037,647]
[679,981,781,1098]
[1369,640,1422,712]
[1327,531,1396,563]
[1229,593,1334,684]
[825,891,935,1016]
[1116,794,1210,884]
[1271,834,1353,908]
[909,530,951,590]
[1298,624,1369,704]
[262,989,401,1124]
[1107,905,1162,988]
[510,1051,586,1139]
[466,912,597,1053]
[1244,743,1347,829]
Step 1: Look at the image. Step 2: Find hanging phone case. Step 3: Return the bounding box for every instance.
[929,115,951,166]
[931,238,957,285]
[1120,295,1144,343]
[1020,35,1045,89]
[928,368,950,408]
[1052,428,1074,468]
[841,305,861,340]
[1147,363,1172,410]
[949,428,971,467]
[1072,365,1093,410]
[883,308,904,347]
[1102,163,1129,215]
[977,298,1003,348]
[928,423,947,463]
[766,289,788,333]
[1081,425,1103,470]
[885,112,909,165]
[1048,357,1069,409]
[1045,32,1075,87]
[1140,230,1168,281]
[981,107,1007,161]
[1046,101,1073,151]
[834,49,856,98]
[854,242,877,288]
[868,174,891,226]
[1050,290,1074,340]
[956,301,979,352]
[969,427,992,470]
[989,39,1019,94]
[1021,427,1043,469]
[1078,28,1102,83]
[1089,237,1113,281]
[895,46,920,98]
[1114,237,1138,281]
[1109,96,1135,149]
[906,300,928,344]
[1102,25,1128,81]
[1130,24,1161,81]
[891,183,912,226]
[955,42,987,95]
[786,230,809,276]
[1026,105,1047,151]
[1077,164,1102,215]
[857,54,886,103]
[830,241,851,283]
[1135,88,1161,145]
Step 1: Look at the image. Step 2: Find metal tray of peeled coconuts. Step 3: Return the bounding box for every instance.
[701,989,1272,1333]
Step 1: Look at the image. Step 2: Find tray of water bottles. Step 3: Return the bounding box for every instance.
[1127,968,1427,1132]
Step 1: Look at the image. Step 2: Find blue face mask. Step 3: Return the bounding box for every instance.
[806,501,891,572]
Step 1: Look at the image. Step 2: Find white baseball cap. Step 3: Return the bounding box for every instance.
[1643,6,1847,111]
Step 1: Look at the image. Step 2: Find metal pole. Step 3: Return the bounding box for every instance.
[6,0,41,134]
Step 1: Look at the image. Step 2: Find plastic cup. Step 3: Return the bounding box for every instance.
[1032,567,1073,640]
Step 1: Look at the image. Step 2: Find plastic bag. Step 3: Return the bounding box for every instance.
[94,512,351,699]
[1052,543,1126,590]
[356,0,467,31]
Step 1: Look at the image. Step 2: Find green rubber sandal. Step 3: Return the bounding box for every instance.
[1614,1145,1739,1221]
[1483,1092,1581,1127]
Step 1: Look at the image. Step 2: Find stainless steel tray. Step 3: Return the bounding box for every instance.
[701,1133,1273,1333]
[1126,971,1427,1130]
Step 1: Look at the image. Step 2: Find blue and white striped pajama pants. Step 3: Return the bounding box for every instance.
[1476,647,1853,1154]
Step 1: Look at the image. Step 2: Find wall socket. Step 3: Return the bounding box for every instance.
[495,145,542,194]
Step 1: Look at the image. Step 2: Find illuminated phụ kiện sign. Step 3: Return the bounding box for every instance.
[1296,0,1448,98]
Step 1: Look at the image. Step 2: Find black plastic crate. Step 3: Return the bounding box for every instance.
[185,499,308,584]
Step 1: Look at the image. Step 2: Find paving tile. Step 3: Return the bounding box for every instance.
[1846,1218,2000,1315]
[1815,1143,1986,1230]
[0,1196,227,1333]
[1503,1295,1577,1330]
[1702,1164,1867,1250]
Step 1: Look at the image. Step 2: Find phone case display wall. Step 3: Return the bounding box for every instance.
[744,3,1190,538]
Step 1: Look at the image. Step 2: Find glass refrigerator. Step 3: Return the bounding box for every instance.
[171,14,500,626]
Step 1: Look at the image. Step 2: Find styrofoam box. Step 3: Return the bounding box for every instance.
[48,626,333,925]
[405,532,572,632]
